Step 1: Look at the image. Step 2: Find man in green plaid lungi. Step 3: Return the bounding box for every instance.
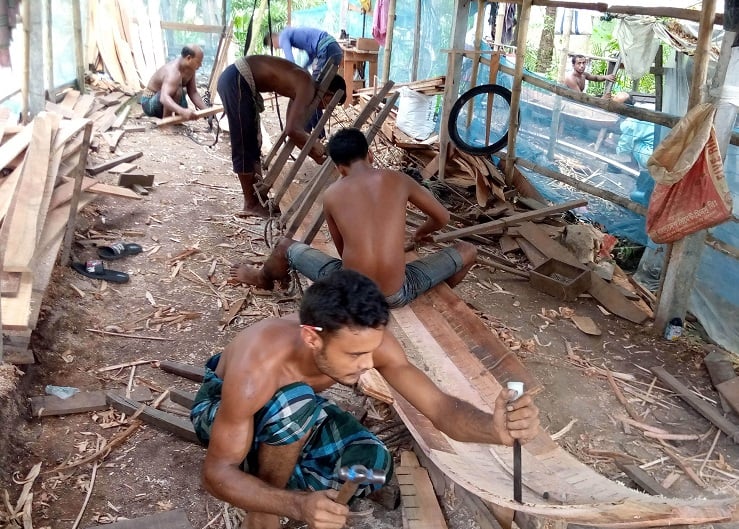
[193,270,540,529]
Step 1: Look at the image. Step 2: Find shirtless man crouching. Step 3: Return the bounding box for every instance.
[229,127,477,308]
[141,45,207,120]
[192,269,540,529]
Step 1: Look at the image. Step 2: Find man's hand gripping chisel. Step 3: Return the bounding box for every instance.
[507,381,524,503]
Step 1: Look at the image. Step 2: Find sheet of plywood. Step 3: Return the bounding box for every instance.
[2,114,57,272]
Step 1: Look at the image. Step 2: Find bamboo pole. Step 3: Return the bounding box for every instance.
[21,0,29,123]
[654,0,718,333]
[438,0,471,181]
[466,0,486,128]
[411,0,421,81]
[501,1,723,25]
[515,158,646,215]
[380,0,397,85]
[504,0,532,186]
[72,0,85,94]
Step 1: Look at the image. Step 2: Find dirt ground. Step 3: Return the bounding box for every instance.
[1,100,739,529]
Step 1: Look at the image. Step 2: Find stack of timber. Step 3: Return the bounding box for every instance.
[1,88,142,364]
[86,0,166,91]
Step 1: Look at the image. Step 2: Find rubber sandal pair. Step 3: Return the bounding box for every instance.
[71,260,129,283]
[97,242,143,260]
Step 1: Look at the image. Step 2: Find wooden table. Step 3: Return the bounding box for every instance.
[340,44,379,106]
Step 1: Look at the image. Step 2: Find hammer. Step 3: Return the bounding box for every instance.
[336,465,387,504]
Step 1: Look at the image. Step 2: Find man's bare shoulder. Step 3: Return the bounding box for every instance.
[221,317,298,373]
[246,55,312,93]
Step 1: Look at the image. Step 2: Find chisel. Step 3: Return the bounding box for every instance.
[507,381,524,503]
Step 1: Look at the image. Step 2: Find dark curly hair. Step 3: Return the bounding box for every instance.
[300,270,389,336]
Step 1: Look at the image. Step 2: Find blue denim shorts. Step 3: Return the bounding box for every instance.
[286,243,463,308]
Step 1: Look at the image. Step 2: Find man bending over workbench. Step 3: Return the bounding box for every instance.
[229,127,477,308]
[192,270,540,529]
[218,55,346,218]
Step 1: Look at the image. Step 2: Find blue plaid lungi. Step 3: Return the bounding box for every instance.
[190,353,392,496]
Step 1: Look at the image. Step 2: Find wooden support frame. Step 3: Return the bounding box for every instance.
[60,121,93,265]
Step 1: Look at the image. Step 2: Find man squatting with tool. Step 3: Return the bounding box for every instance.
[229,128,478,309]
[217,55,346,218]
[140,45,208,120]
[192,270,540,529]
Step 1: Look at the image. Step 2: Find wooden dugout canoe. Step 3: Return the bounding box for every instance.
[386,285,738,527]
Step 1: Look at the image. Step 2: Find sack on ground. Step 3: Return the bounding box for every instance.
[395,87,440,141]
[646,126,732,243]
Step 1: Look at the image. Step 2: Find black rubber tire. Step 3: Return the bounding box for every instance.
[447,83,513,156]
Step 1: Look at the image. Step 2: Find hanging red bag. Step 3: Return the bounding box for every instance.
[646,103,733,244]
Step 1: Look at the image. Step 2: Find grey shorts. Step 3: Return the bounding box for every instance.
[286,243,464,308]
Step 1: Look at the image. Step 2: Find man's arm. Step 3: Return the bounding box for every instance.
[584,72,615,83]
[285,96,326,164]
[405,174,450,243]
[159,73,196,119]
[279,34,296,64]
[374,332,539,445]
[185,76,207,110]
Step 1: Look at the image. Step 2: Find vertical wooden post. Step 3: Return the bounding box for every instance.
[29,2,45,116]
[61,122,94,266]
[287,0,292,26]
[654,45,663,111]
[654,0,718,333]
[72,0,85,94]
[380,0,396,85]
[21,0,30,123]
[44,0,53,99]
[438,0,471,181]
[410,0,421,81]
[548,8,572,159]
[466,0,486,128]
[504,0,532,186]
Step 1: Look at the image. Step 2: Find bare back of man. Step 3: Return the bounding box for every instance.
[323,167,435,294]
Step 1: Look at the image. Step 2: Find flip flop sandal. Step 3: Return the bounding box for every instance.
[72,260,130,283]
[97,242,143,260]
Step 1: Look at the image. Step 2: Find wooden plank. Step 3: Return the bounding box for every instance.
[704,348,737,413]
[111,105,131,129]
[48,178,98,211]
[30,386,152,417]
[0,124,32,170]
[155,105,224,127]
[72,94,95,118]
[86,151,143,174]
[88,181,142,200]
[1,272,21,296]
[716,378,739,416]
[106,392,199,443]
[616,461,674,497]
[0,165,22,223]
[0,273,33,330]
[103,129,125,152]
[82,509,193,529]
[36,194,96,256]
[158,360,205,382]
[169,388,196,410]
[499,235,519,254]
[397,451,449,529]
[2,114,57,272]
[60,89,81,109]
[108,162,138,174]
[433,200,587,243]
[651,366,739,443]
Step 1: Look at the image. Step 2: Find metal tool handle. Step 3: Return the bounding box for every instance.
[336,481,360,504]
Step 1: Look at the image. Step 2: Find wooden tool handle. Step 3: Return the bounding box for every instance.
[336,481,360,504]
